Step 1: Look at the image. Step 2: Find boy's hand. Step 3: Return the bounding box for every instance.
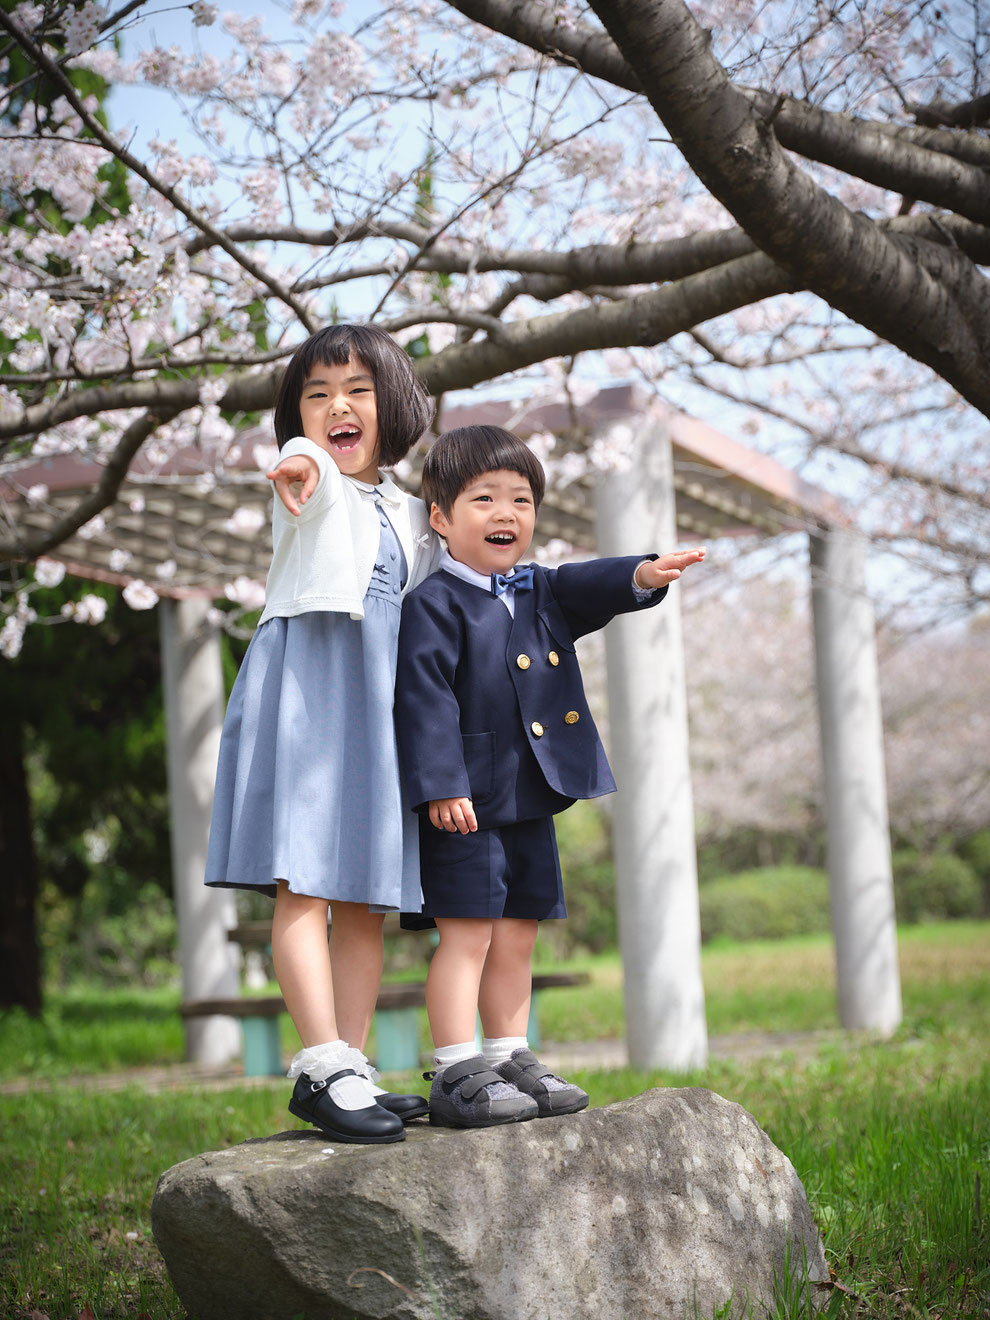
[634,546,706,591]
[429,797,478,834]
[266,454,320,516]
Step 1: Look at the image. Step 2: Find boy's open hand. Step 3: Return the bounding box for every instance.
[429,796,478,834]
[266,454,320,516]
[634,546,706,591]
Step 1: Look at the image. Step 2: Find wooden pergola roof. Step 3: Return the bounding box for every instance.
[2,384,841,596]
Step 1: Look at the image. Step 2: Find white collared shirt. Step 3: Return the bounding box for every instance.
[440,550,522,615]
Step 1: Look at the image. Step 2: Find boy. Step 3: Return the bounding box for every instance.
[395,425,705,1128]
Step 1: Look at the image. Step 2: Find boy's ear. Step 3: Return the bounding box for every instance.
[428,503,448,535]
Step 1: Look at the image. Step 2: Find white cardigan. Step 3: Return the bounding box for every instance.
[258,436,440,626]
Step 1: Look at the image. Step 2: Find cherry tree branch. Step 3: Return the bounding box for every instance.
[0,10,319,334]
[1,407,180,563]
[444,1,990,207]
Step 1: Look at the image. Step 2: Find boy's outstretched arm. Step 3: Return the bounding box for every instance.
[634,546,706,591]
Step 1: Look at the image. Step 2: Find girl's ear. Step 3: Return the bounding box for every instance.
[428,503,448,535]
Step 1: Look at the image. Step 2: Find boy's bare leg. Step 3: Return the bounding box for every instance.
[479,917,589,1116]
[271,881,336,1046]
[478,918,539,1038]
[328,901,385,1051]
[427,917,494,1047]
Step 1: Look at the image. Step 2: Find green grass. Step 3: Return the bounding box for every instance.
[1,922,988,1319]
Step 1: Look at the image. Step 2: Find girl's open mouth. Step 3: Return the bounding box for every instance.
[328,425,362,450]
[485,532,516,544]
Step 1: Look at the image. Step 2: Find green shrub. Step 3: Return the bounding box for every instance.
[958,830,990,915]
[42,878,178,989]
[553,802,617,955]
[699,865,831,943]
[892,849,982,924]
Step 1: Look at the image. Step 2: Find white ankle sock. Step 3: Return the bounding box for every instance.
[434,1041,479,1070]
[482,1036,528,1066]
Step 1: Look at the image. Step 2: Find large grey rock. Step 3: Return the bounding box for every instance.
[152,1087,827,1320]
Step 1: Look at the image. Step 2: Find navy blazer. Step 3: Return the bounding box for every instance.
[394,556,666,829]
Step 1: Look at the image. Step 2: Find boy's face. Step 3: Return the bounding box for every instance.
[430,468,536,577]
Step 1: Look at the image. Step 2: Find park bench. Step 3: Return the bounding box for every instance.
[179,922,589,1077]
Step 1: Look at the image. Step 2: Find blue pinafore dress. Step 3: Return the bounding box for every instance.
[204,491,422,912]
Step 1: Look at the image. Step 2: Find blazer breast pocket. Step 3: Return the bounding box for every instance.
[537,602,577,653]
[461,731,496,803]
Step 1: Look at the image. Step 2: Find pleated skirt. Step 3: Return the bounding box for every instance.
[203,588,421,912]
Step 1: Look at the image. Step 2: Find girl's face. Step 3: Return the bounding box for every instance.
[298,354,381,484]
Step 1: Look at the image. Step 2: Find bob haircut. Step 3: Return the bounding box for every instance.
[272,324,434,465]
[422,425,546,517]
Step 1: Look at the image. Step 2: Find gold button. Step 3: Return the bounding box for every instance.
[516,654,531,670]
[564,711,580,725]
[531,721,544,738]
[548,651,559,666]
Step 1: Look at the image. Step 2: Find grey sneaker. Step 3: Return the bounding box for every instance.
[426,1054,539,1128]
[493,1048,589,1117]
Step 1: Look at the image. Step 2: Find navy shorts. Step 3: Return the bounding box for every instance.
[401,816,566,930]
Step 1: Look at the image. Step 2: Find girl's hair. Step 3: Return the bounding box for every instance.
[272,324,434,464]
[422,425,546,516]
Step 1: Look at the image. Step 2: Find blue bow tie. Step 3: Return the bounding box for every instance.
[491,565,535,597]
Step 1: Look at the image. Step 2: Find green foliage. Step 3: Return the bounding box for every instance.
[2,578,253,993]
[41,880,178,991]
[892,848,983,924]
[958,829,990,913]
[552,801,617,955]
[696,828,826,883]
[699,866,832,943]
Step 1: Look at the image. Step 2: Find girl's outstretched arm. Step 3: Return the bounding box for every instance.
[266,453,320,516]
[634,546,706,591]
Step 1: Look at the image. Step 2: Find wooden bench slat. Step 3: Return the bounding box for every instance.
[181,972,589,1019]
[180,970,591,1074]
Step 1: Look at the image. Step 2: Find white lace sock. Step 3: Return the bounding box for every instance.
[347,1048,392,1095]
[287,1040,380,1110]
[482,1035,528,1067]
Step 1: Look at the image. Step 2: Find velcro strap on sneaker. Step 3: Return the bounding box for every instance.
[441,1056,503,1098]
[502,1049,555,1085]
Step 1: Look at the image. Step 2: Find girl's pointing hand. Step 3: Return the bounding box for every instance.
[267,454,319,516]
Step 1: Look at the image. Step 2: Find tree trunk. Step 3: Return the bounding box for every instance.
[0,711,42,1014]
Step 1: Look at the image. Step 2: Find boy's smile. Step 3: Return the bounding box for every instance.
[298,355,381,484]
[430,469,537,577]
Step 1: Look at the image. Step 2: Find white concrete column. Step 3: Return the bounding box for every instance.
[810,527,902,1035]
[595,422,708,1070]
[159,597,240,1064]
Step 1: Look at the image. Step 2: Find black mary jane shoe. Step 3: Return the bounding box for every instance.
[375,1090,429,1122]
[288,1069,405,1144]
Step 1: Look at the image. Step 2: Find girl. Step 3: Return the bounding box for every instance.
[205,324,441,1144]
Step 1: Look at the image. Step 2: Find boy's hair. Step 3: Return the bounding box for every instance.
[422,425,546,517]
[273,324,434,464]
